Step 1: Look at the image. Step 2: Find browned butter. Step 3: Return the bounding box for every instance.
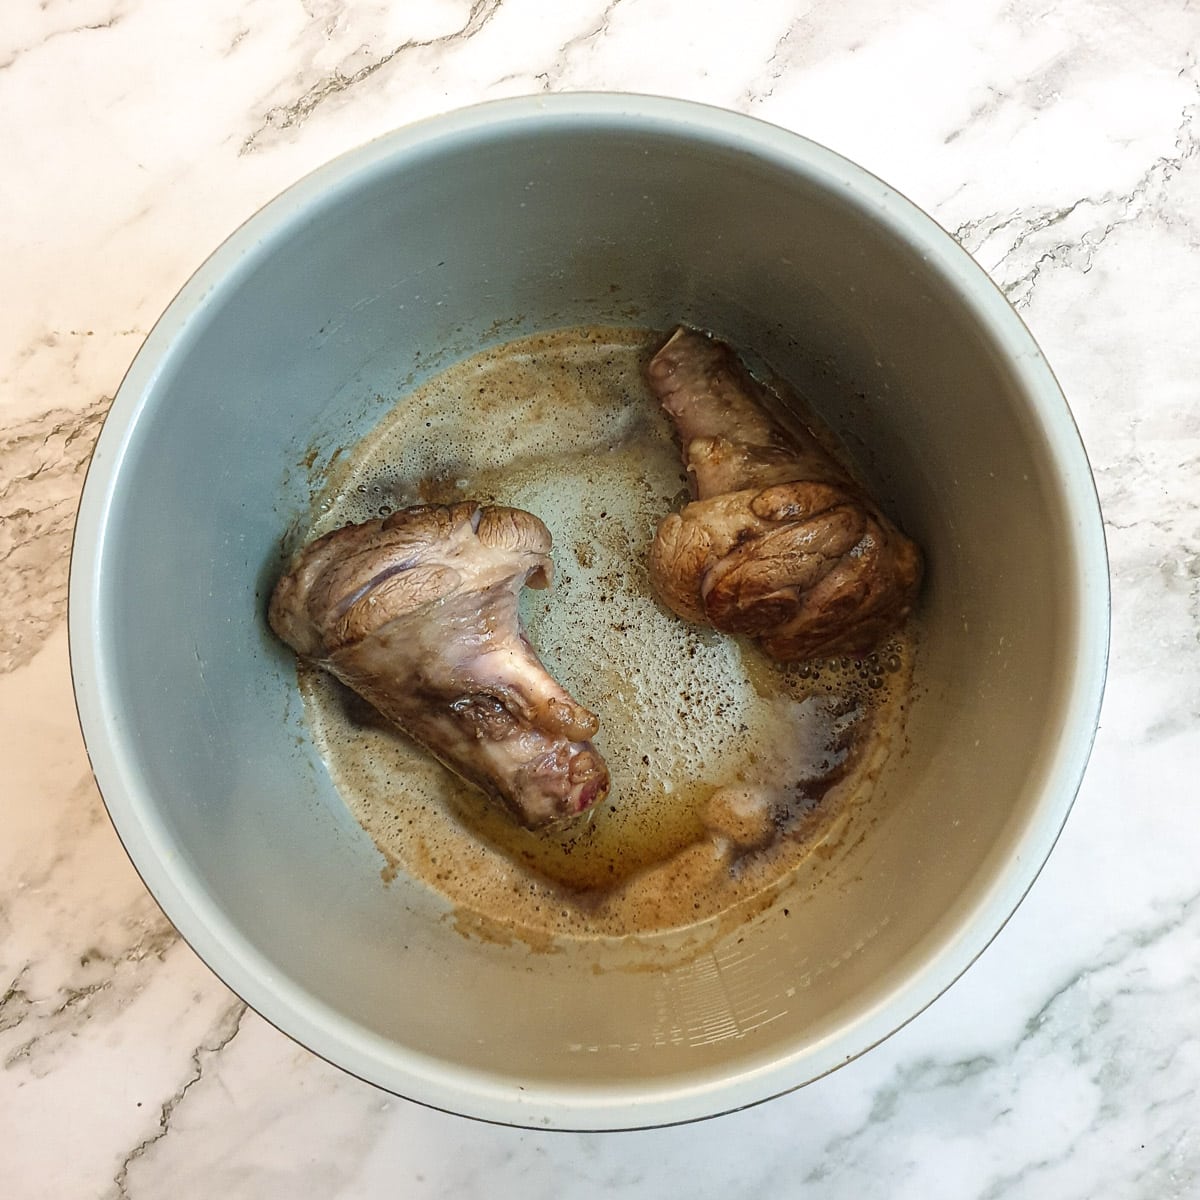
[299,327,914,938]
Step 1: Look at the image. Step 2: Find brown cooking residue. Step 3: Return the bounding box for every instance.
[298,326,916,939]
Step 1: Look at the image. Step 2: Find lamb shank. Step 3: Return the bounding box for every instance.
[269,502,610,829]
[646,327,922,662]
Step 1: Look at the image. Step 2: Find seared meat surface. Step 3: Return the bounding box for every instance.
[269,502,609,829]
[646,328,922,662]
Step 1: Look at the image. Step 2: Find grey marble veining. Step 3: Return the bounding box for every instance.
[0,400,108,673]
[2,0,1199,1195]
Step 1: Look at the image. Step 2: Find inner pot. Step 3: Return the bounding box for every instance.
[69,95,1109,1129]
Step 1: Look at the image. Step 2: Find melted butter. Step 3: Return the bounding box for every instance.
[299,326,915,938]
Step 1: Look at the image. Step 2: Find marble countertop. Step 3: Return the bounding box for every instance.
[3,0,1198,1195]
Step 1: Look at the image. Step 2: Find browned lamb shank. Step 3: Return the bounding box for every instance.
[269,502,609,829]
[646,327,922,662]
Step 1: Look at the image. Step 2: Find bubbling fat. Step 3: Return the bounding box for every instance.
[299,327,915,939]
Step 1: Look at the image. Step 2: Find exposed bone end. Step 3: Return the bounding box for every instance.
[510,743,611,829]
[645,326,727,406]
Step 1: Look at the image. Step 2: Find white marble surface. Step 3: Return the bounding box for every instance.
[3,0,1199,1194]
